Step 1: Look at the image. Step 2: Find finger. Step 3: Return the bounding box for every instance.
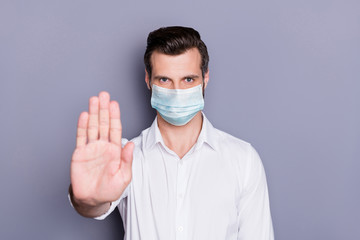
[76,112,89,148]
[99,91,110,140]
[88,96,99,142]
[116,141,134,181]
[121,142,134,167]
[109,100,122,146]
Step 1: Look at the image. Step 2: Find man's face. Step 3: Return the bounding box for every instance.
[145,48,209,90]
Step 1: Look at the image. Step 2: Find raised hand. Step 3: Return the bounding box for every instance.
[70,91,134,217]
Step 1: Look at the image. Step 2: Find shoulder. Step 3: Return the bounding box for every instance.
[212,127,266,192]
[202,114,261,172]
[211,126,263,175]
[213,127,254,157]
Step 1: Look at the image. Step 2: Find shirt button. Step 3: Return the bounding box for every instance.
[177,226,184,232]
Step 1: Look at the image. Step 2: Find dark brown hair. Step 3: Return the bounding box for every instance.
[144,26,209,79]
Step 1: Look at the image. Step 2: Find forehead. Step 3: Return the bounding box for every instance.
[150,48,202,76]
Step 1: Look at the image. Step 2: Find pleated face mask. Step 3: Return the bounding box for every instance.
[151,84,204,126]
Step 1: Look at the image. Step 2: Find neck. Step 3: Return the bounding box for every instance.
[157,111,203,159]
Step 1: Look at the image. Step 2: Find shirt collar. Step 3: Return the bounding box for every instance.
[143,112,218,151]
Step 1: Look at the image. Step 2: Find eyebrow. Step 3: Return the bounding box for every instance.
[183,74,200,79]
[153,74,200,80]
[153,75,171,80]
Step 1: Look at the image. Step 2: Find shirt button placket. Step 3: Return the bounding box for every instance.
[176,158,186,240]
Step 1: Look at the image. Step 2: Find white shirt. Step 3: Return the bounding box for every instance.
[83,113,274,239]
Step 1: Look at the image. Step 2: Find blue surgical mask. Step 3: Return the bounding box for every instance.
[151,84,204,126]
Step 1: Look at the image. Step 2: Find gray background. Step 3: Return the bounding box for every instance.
[1,0,359,239]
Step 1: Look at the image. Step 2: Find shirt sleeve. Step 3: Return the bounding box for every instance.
[67,184,130,220]
[237,145,274,240]
[93,184,130,220]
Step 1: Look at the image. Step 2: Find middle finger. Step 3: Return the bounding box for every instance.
[99,91,110,140]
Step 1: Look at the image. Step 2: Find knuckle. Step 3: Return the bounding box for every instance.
[99,119,109,126]
[88,118,98,126]
[77,129,86,136]
[110,128,120,134]
[87,125,98,130]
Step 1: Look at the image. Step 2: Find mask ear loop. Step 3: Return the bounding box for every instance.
[149,80,153,94]
[202,78,205,98]
[149,76,152,90]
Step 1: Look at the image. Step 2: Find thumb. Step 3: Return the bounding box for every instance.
[121,141,135,170]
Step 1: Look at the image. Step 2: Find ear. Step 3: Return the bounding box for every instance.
[203,69,209,89]
[145,69,151,90]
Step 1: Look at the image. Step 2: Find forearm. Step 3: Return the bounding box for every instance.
[68,184,111,218]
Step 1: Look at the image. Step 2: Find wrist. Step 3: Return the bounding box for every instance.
[68,184,111,218]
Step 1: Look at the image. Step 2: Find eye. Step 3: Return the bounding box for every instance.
[159,78,169,83]
[184,77,194,83]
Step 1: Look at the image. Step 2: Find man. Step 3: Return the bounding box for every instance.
[69,26,274,239]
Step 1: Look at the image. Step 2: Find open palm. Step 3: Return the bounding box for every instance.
[70,92,134,207]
